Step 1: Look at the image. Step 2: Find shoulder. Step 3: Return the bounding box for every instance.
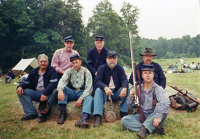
[154,83,165,93]
[88,47,95,53]
[53,48,63,55]
[72,49,79,54]
[98,64,107,71]
[103,47,109,52]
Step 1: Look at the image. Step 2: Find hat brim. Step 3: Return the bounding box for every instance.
[140,53,157,56]
[65,40,74,42]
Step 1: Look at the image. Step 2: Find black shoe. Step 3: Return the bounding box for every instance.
[75,117,90,128]
[21,115,38,121]
[38,116,46,123]
[120,111,128,118]
[137,125,148,139]
[57,111,66,124]
[152,127,166,135]
[93,115,102,127]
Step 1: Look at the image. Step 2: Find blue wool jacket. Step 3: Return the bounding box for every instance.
[95,64,128,91]
[18,65,58,96]
[129,61,166,89]
[86,47,109,79]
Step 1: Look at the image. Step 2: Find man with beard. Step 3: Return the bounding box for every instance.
[87,36,109,90]
[121,64,170,139]
[16,54,58,123]
[129,48,166,89]
[51,36,79,81]
[92,51,129,127]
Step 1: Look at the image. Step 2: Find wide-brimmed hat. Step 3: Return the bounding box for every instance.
[140,48,157,56]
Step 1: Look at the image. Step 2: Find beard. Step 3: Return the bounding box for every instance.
[107,61,117,68]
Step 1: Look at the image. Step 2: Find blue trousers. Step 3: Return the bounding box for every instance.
[5,77,12,83]
[93,87,129,117]
[58,86,93,119]
[121,110,168,133]
[18,88,57,117]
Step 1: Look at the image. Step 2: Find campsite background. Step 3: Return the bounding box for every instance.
[0,0,199,75]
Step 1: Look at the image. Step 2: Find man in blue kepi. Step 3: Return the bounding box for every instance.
[93,51,129,127]
[86,36,109,93]
[121,64,170,139]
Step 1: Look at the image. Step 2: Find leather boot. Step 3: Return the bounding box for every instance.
[57,111,66,124]
[152,126,166,135]
[137,125,148,139]
[93,115,102,127]
[75,117,90,128]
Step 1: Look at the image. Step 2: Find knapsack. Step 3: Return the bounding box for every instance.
[169,90,198,112]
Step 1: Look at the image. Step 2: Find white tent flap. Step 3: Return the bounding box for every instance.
[12,58,38,71]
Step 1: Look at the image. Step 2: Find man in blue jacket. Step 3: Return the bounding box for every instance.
[129,48,166,89]
[16,54,58,123]
[93,51,129,127]
[87,36,109,89]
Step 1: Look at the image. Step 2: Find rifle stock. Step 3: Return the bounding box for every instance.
[168,84,200,105]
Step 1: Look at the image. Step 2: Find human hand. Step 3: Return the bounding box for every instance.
[130,88,135,100]
[61,71,65,74]
[40,94,47,101]
[104,87,113,96]
[16,87,23,96]
[95,72,97,76]
[153,117,161,127]
[119,88,127,98]
[74,98,83,107]
[58,90,65,101]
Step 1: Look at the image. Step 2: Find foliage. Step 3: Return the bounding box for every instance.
[0,0,84,73]
[141,34,200,59]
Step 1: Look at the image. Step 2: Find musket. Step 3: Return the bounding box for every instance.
[129,31,145,123]
[168,84,200,105]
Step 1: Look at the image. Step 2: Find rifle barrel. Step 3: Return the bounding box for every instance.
[168,85,200,105]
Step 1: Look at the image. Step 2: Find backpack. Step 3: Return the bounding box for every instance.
[169,90,198,112]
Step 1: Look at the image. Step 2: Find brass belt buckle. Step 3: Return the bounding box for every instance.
[76,88,80,91]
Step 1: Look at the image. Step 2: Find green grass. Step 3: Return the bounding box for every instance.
[1,61,200,138]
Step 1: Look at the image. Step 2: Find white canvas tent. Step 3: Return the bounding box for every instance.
[12,58,38,71]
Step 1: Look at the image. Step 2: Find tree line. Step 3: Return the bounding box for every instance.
[0,0,199,74]
[141,35,200,59]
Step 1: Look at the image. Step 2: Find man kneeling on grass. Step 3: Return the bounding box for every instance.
[121,64,170,139]
[16,54,58,123]
[56,54,93,128]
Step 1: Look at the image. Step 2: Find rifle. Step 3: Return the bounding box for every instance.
[168,84,200,105]
[129,31,146,123]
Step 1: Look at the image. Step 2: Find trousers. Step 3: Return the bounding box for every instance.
[18,88,57,117]
[121,110,168,133]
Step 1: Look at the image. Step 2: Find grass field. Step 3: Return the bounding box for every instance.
[0,58,200,139]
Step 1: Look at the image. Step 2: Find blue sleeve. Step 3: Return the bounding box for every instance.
[119,66,128,88]
[43,68,58,96]
[87,50,96,76]
[94,66,107,90]
[18,69,34,89]
[158,65,166,89]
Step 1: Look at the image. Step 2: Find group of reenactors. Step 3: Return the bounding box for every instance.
[16,35,170,139]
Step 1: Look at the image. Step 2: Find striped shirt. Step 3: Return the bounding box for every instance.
[51,48,79,73]
[127,82,170,119]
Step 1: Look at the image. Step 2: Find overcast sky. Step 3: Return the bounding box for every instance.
[79,0,200,39]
